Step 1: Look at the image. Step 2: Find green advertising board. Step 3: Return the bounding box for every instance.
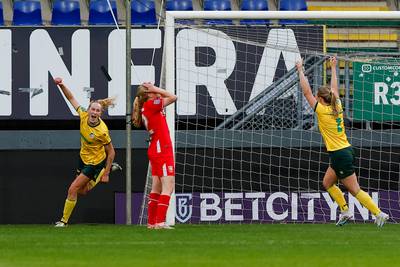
[353,61,400,121]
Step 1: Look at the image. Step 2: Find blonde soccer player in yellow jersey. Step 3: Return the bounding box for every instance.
[53,77,118,227]
[296,57,389,227]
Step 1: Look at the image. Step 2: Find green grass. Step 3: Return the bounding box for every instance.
[0,224,398,267]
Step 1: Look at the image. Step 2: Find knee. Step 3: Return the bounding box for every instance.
[68,184,80,196]
[322,180,332,190]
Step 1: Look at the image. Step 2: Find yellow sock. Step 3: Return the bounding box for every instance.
[61,198,77,224]
[327,185,348,212]
[355,190,381,216]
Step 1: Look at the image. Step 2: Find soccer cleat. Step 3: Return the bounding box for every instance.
[147,224,156,229]
[154,222,174,230]
[111,162,122,172]
[375,212,389,227]
[336,210,353,226]
[54,221,67,227]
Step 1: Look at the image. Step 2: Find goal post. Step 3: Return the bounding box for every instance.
[152,11,400,225]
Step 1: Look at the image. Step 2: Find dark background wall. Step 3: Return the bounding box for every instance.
[0,148,148,224]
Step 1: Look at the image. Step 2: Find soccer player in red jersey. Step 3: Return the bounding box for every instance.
[132,82,177,229]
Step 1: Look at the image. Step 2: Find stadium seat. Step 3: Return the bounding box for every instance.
[88,0,118,25]
[0,2,3,25]
[204,0,232,25]
[166,0,193,24]
[240,0,268,25]
[131,0,157,25]
[13,0,43,25]
[166,0,192,11]
[279,0,307,25]
[51,0,81,25]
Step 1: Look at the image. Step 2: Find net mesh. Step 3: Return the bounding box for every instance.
[140,18,400,224]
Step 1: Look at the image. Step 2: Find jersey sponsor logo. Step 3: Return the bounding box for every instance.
[176,193,192,223]
[153,99,161,105]
[89,133,95,139]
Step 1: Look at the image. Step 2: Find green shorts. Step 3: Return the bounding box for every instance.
[328,146,356,179]
[77,157,106,181]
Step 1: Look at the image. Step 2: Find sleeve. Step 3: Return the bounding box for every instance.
[76,106,88,120]
[314,102,320,114]
[146,97,164,113]
[100,127,112,145]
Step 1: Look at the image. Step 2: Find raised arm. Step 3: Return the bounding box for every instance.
[54,77,80,110]
[329,56,339,98]
[296,59,317,109]
[143,82,177,107]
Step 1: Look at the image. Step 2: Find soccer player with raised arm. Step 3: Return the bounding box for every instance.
[132,82,177,229]
[296,57,389,227]
[54,77,118,227]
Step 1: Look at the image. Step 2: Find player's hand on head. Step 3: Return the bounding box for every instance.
[54,77,63,85]
[142,82,155,92]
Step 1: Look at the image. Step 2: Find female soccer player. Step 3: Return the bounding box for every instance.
[54,77,116,227]
[132,82,177,229]
[296,57,389,227]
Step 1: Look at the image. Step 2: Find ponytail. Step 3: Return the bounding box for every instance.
[90,97,116,111]
[330,92,339,117]
[132,85,149,128]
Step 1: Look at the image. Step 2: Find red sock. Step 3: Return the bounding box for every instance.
[147,193,160,225]
[156,195,171,224]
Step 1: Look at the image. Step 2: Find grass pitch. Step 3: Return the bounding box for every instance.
[0,224,398,267]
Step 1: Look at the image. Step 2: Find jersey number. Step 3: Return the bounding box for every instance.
[336,118,343,133]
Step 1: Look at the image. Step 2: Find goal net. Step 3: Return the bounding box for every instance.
[140,11,400,225]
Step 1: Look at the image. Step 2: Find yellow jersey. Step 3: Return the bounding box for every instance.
[315,99,351,152]
[77,107,111,165]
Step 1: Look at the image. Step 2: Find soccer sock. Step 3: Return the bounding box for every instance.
[61,198,77,224]
[156,195,171,224]
[147,193,160,225]
[355,190,381,216]
[327,185,348,212]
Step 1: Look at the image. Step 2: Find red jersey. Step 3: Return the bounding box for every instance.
[141,97,173,157]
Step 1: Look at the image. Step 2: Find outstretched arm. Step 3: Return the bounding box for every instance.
[142,82,177,107]
[54,77,80,110]
[296,59,317,109]
[329,56,339,98]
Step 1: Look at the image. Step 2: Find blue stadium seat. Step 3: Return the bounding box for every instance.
[131,0,157,25]
[0,2,4,25]
[240,0,268,25]
[204,0,232,25]
[13,0,43,25]
[51,0,81,25]
[88,0,118,25]
[166,0,193,24]
[279,0,307,24]
[166,0,192,11]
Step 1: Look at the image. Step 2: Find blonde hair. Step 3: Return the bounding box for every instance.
[317,85,339,117]
[132,85,149,128]
[89,97,116,111]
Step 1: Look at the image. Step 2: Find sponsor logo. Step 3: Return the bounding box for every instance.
[175,193,192,223]
[89,133,95,139]
[362,64,372,73]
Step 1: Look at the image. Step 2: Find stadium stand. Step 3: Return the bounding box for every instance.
[13,0,43,25]
[88,0,118,25]
[203,0,233,25]
[131,0,157,25]
[279,0,307,24]
[240,0,269,25]
[51,0,81,25]
[166,0,194,24]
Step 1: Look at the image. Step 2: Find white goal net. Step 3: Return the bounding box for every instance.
[140,11,400,225]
